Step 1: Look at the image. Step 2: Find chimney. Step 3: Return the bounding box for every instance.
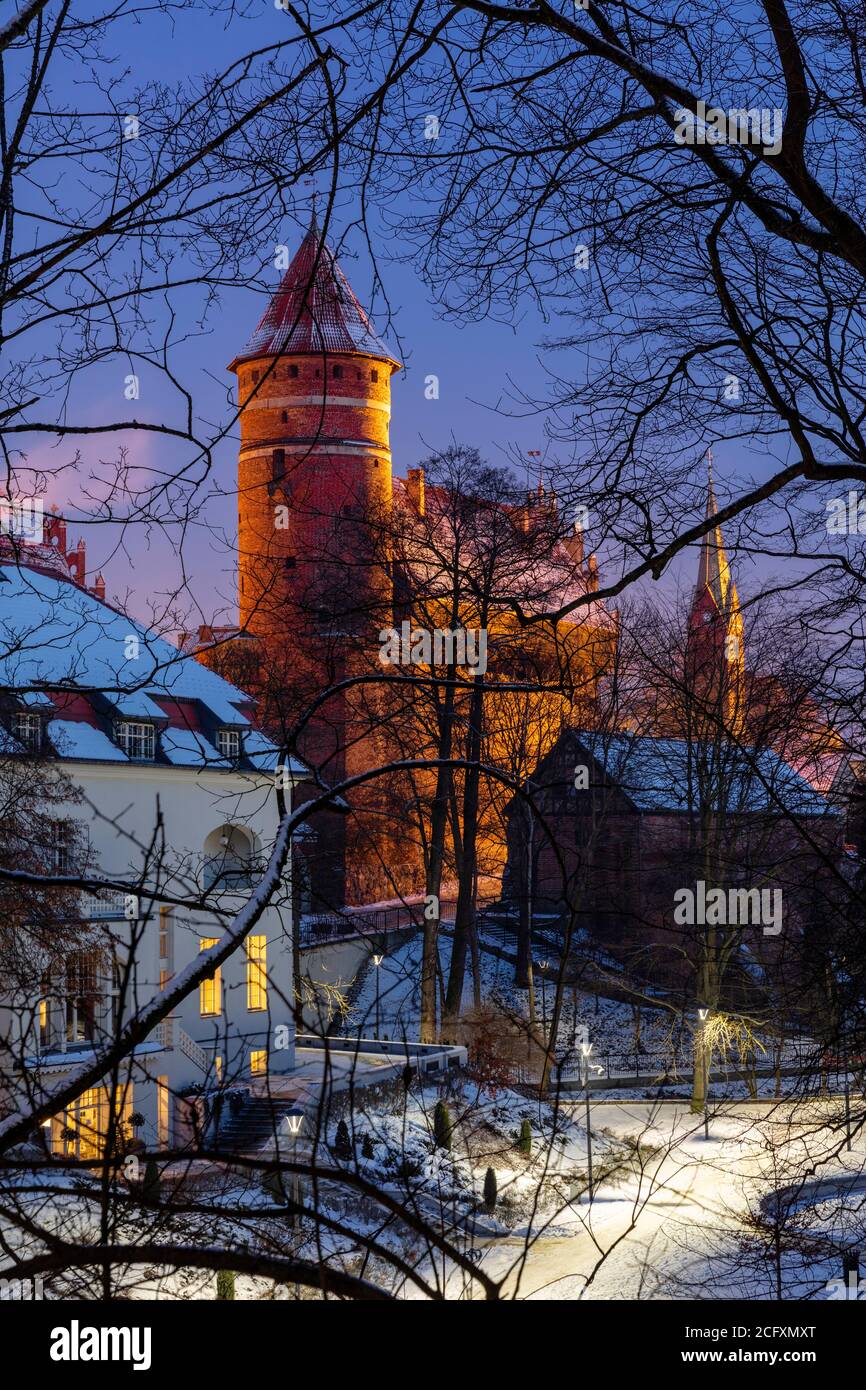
[406,467,425,516]
[586,554,599,592]
[45,507,67,554]
[563,517,585,572]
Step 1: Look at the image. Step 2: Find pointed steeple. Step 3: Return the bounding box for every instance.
[229,216,400,370]
[694,449,737,617]
[687,450,745,733]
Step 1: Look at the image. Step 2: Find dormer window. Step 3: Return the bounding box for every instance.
[216,728,241,761]
[116,721,155,761]
[12,711,41,751]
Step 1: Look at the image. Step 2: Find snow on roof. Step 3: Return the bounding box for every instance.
[161,727,228,768]
[244,729,282,773]
[112,690,169,721]
[0,561,248,717]
[0,562,307,776]
[47,719,128,762]
[574,732,834,817]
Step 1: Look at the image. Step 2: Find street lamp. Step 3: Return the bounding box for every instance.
[372,953,384,1039]
[581,1040,594,1200]
[698,1008,710,1140]
[284,1105,305,1299]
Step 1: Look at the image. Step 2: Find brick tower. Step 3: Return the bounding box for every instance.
[228,218,403,906]
[686,453,745,732]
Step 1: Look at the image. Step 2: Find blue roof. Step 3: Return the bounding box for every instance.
[574,732,834,817]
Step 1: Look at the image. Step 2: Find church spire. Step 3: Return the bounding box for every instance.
[687,451,745,732]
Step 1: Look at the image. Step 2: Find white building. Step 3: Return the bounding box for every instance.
[0,536,307,1159]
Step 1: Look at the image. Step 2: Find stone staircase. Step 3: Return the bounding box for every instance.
[212,1091,302,1153]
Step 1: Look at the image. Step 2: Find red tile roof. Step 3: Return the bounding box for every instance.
[231,221,400,369]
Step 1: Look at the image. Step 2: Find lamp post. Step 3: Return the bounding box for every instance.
[285,1105,305,1300]
[372,953,384,1039]
[698,1008,710,1140]
[581,1040,594,1200]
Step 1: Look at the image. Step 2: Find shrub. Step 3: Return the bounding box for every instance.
[483,1167,498,1212]
[142,1157,161,1203]
[433,1099,453,1151]
[216,1270,236,1301]
[333,1118,352,1161]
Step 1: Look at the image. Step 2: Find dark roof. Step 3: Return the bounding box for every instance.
[572,732,835,817]
[230,223,400,369]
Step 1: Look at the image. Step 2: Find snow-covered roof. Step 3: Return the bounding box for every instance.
[573,732,834,817]
[0,560,306,777]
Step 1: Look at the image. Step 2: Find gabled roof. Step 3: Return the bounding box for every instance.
[230,220,400,369]
[572,731,834,817]
[0,560,306,775]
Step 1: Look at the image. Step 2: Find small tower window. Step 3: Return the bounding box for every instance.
[282,411,288,423]
[272,448,285,480]
[315,368,321,378]
[252,370,260,384]
[371,369,379,383]
[333,365,343,379]
[289,364,299,379]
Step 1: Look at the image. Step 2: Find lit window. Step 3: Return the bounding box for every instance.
[116,721,155,761]
[199,937,221,1017]
[250,1049,267,1077]
[12,711,41,751]
[216,728,241,761]
[157,1075,171,1147]
[214,1055,223,1081]
[246,935,267,1011]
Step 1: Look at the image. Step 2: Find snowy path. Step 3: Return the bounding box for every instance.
[432,1100,866,1300]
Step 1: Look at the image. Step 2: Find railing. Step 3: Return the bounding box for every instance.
[80,890,129,920]
[154,1018,211,1074]
[298,900,455,946]
[554,1039,829,1085]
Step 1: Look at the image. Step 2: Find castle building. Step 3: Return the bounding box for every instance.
[196,218,617,911]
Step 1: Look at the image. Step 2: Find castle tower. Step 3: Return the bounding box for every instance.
[229,216,401,652]
[228,219,403,907]
[686,453,745,733]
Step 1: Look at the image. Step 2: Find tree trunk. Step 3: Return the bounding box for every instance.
[443,675,485,1028]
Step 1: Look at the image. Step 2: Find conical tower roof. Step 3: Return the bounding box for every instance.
[229,220,401,370]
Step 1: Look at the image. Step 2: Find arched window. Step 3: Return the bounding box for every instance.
[203,825,255,890]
